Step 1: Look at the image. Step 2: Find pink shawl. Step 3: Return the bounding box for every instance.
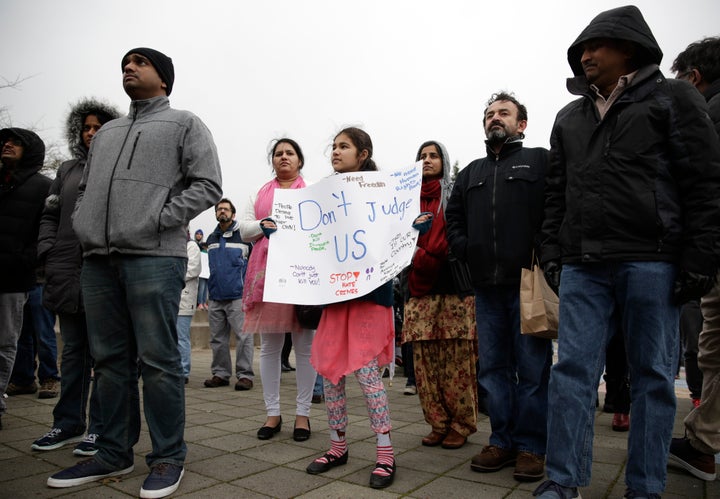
[242,175,306,312]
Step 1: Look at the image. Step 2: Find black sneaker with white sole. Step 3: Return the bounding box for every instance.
[47,458,134,488]
[73,433,99,456]
[140,463,184,498]
[31,428,84,451]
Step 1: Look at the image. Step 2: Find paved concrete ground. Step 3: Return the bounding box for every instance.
[1,347,717,498]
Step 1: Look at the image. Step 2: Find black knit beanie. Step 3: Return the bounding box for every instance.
[121,47,175,96]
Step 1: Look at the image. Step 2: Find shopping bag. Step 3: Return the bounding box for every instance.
[519,260,559,339]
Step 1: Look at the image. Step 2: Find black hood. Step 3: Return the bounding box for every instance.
[65,97,122,159]
[0,127,45,174]
[567,5,662,76]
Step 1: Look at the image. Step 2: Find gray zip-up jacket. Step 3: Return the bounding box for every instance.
[73,96,222,258]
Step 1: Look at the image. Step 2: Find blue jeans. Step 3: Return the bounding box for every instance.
[475,284,552,455]
[197,277,208,305]
[53,313,100,435]
[82,255,187,470]
[176,315,193,378]
[314,373,324,396]
[546,262,679,494]
[10,285,58,385]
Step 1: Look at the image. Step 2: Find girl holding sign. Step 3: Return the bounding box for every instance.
[401,141,478,449]
[304,127,398,489]
[240,138,316,443]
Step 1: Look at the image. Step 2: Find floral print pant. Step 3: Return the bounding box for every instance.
[413,338,478,436]
[323,357,392,433]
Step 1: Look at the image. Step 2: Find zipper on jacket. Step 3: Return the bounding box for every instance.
[104,107,137,250]
[492,159,499,283]
[126,131,142,169]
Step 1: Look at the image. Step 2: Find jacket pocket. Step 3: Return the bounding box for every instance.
[107,179,170,250]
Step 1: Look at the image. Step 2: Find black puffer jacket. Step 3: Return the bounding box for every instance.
[541,6,720,275]
[38,98,120,313]
[445,140,548,287]
[704,79,720,135]
[0,128,51,292]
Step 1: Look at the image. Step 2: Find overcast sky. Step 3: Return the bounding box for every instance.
[2,0,718,233]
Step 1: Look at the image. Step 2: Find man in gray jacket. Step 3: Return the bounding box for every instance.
[47,48,222,499]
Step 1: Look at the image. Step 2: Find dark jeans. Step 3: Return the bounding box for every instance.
[402,341,415,386]
[604,314,631,414]
[53,312,100,435]
[82,255,186,470]
[475,285,552,454]
[10,284,58,385]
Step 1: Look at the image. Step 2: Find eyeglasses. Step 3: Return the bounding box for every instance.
[676,70,695,81]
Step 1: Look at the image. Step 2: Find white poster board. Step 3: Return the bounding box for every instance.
[263,162,422,305]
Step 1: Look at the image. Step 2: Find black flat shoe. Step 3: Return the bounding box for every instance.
[281,362,296,372]
[369,461,396,489]
[257,416,282,440]
[293,420,311,442]
[306,451,348,474]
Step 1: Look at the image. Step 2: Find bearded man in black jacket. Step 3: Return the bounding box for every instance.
[445,91,550,483]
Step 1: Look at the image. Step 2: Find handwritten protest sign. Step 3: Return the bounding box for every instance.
[263,162,422,305]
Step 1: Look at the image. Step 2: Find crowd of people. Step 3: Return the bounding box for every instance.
[0,5,719,499]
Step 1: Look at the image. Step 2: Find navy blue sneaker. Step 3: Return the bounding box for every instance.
[47,458,134,488]
[140,463,184,498]
[32,428,84,451]
[73,433,99,456]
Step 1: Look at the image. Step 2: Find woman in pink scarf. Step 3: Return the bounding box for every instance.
[239,138,315,442]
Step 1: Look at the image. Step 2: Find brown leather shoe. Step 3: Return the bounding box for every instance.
[421,430,446,447]
[513,451,545,482]
[235,378,253,391]
[203,376,229,388]
[612,413,630,432]
[38,379,59,399]
[470,445,517,472]
[6,382,38,396]
[441,429,467,449]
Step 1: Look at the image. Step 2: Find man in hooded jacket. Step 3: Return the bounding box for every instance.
[535,6,720,499]
[0,127,51,430]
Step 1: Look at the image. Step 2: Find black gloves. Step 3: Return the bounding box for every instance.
[674,269,716,305]
[543,260,561,295]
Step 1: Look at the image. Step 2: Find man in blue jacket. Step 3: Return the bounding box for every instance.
[535,7,720,499]
[48,48,222,499]
[204,198,254,391]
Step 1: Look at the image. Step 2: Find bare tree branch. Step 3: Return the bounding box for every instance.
[0,74,36,90]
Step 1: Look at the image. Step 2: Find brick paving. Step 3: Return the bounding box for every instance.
[1,346,717,498]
